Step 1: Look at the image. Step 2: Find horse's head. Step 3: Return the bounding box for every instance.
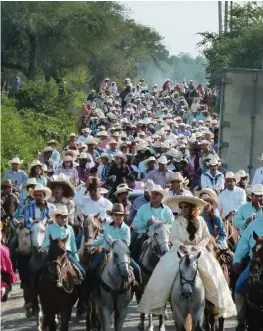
[250,232,263,282]
[16,223,31,255]
[109,239,131,281]
[150,223,170,256]
[48,235,68,286]
[83,214,100,243]
[30,218,47,252]
[177,250,201,300]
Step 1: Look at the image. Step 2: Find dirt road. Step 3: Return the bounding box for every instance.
[1,282,236,330]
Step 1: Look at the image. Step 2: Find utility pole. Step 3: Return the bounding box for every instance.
[224,1,229,33]
[218,1,223,35]
[229,1,233,32]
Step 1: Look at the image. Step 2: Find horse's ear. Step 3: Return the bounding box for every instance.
[253,231,259,241]
[177,251,184,259]
[195,251,202,260]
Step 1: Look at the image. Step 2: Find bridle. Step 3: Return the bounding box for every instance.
[151,231,169,258]
[179,258,198,291]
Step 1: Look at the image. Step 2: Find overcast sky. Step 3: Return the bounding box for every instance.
[121,1,219,56]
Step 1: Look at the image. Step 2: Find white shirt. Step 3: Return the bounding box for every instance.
[218,186,246,217]
[97,164,104,180]
[201,170,225,191]
[252,166,263,185]
[76,135,94,144]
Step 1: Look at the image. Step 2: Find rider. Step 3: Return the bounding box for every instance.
[233,184,263,235]
[3,157,28,191]
[138,196,236,319]
[85,203,142,292]
[130,185,174,263]
[232,213,263,331]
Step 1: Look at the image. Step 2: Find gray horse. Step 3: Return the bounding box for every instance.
[92,239,134,331]
[137,223,171,331]
[171,251,205,331]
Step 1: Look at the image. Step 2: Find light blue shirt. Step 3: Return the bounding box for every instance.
[233,201,263,235]
[91,222,130,250]
[24,201,56,229]
[51,150,60,169]
[3,169,28,189]
[42,222,79,261]
[233,217,263,263]
[132,202,174,234]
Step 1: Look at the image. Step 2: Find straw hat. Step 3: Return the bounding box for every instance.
[28,160,43,173]
[63,149,79,161]
[77,142,87,151]
[236,169,250,182]
[50,205,69,221]
[8,157,23,166]
[47,174,75,198]
[69,133,76,137]
[99,153,111,160]
[97,130,108,137]
[144,156,157,169]
[195,188,218,201]
[144,179,155,192]
[114,183,133,196]
[42,146,54,154]
[28,184,52,200]
[158,155,169,165]
[207,158,219,166]
[252,184,263,196]
[199,193,218,208]
[107,203,129,216]
[168,172,185,183]
[163,196,207,212]
[82,128,90,134]
[225,171,241,183]
[150,184,169,200]
[86,137,98,145]
[114,152,127,163]
[22,178,38,190]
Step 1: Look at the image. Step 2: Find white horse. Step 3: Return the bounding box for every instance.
[171,251,205,331]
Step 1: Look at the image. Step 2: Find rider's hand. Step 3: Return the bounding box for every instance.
[147,219,154,226]
[245,216,253,226]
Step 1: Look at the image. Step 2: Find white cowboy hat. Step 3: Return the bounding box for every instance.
[50,205,69,221]
[168,172,185,183]
[150,184,169,200]
[69,132,76,137]
[28,184,52,200]
[22,178,38,190]
[225,171,241,183]
[63,150,79,161]
[97,130,108,137]
[157,155,169,165]
[114,183,133,195]
[199,193,218,209]
[252,184,263,196]
[195,188,218,201]
[207,158,219,166]
[82,128,90,133]
[114,152,127,163]
[8,157,23,166]
[78,152,89,159]
[144,179,155,192]
[108,138,117,145]
[236,169,250,182]
[163,196,207,212]
[99,153,111,160]
[42,146,54,153]
[63,155,73,162]
[86,137,98,145]
[77,142,87,151]
[144,156,157,169]
[28,160,43,173]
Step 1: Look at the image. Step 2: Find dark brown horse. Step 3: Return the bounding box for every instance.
[38,236,81,331]
[246,232,263,331]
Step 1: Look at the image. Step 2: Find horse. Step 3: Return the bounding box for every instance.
[223,214,239,252]
[91,239,135,331]
[77,214,100,322]
[38,235,81,331]
[171,250,205,331]
[246,231,263,331]
[137,223,170,331]
[1,215,15,245]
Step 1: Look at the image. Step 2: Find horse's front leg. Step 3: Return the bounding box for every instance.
[98,306,111,331]
[218,317,224,331]
[114,306,128,331]
[148,314,153,331]
[60,310,71,331]
[138,313,145,330]
[159,314,166,331]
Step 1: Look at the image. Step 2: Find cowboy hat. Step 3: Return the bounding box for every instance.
[47,174,75,198]
[236,169,250,182]
[63,155,73,162]
[207,158,219,166]
[107,203,129,216]
[168,172,185,183]
[28,160,44,173]
[69,132,76,137]
[77,142,87,151]
[225,171,241,183]
[114,183,133,196]
[252,184,263,196]
[144,179,155,192]
[97,130,108,137]
[157,155,169,165]
[86,137,98,145]
[195,188,218,201]
[28,184,52,200]
[62,149,79,161]
[22,178,38,190]
[199,193,218,209]
[42,146,54,153]
[8,157,23,166]
[1,179,13,188]
[144,156,157,169]
[163,196,207,212]
[99,153,111,160]
[50,205,69,221]
[82,128,90,134]
[150,184,169,200]
[114,152,127,163]
[78,152,89,160]
[48,139,57,145]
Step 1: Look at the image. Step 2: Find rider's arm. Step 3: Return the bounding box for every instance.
[24,205,33,229]
[131,205,148,231]
[214,215,227,246]
[198,216,211,247]
[91,234,104,247]
[69,226,79,262]
[233,227,251,263]
[233,204,247,232]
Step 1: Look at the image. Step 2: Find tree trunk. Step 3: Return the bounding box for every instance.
[27,33,37,79]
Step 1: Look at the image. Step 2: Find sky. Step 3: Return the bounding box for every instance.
[121,1,219,57]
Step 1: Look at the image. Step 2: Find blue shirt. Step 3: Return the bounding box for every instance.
[42,222,79,261]
[24,201,56,229]
[202,213,227,248]
[233,217,263,263]
[233,202,263,235]
[132,202,174,234]
[128,195,149,223]
[3,170,28,189]
[91,222,130,250]
[177,129,192,137]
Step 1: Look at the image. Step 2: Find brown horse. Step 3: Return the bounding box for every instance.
[77,214,101,329]
[38,236,81,331]
[1,215,15,245]
[246,232,263,331]
[224,216,239,252]
[204,237,234,331]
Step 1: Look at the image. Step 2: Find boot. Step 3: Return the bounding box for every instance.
[235,294,246,331]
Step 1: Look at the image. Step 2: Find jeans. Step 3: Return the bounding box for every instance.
[67,252,85,276]
[235,264,250,295]
[130,258,142,284]
[75,231,83,250]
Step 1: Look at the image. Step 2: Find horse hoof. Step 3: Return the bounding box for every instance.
[148,326,154,331]
[25,309,33,318]
[164,312,169,321]
[159,326,165,331]
[138,322,145,331]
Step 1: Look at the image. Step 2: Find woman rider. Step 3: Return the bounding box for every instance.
[85,203,142,294]
[138,196,236,319]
